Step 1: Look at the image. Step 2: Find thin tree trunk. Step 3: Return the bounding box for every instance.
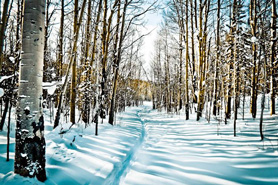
[260,47,267,141]
[179,19,183,110]
[185,0,189,120]
[197,0,204,121]
[70,0,79,125]
[81,0,92,124]
[89,0,103,77]
[0,97,9,131]
[0,0,10,73]
[108,0,121,125]
[54,0,87,129]
[270,0,276,115]
[190,0,197,103]
[55,0,64,109]
[99,0,108,119]
[6,97,12,161]
[232,0,238,136]
[226,0,235,121]
[243,75,246,120]
[57,0,64,78]
[250,0,258,119]
[43,0,50,85]
[213,0,220,116]
[90,0,102,131]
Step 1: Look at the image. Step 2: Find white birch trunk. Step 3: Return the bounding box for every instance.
[15,0,46,181]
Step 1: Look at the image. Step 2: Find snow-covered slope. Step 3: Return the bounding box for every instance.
[0,101,278,185]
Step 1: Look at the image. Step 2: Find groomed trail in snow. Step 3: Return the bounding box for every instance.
[0,101,278,185]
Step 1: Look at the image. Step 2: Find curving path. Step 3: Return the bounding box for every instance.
[118,104,278,185]
[104,107,147,185]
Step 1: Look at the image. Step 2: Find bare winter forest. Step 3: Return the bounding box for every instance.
[0,0,278,184]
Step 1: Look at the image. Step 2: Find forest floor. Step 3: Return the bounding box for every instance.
[0,100,278,185]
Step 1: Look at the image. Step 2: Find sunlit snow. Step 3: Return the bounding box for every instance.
[0,99,278,185]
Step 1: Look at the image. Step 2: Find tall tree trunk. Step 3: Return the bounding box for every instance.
[226,0,235,121]
[178,18,183,110]
[213,0,220,116]
[15,0,46,181]
[90,0,102,133]
[165,34,170,113]
[55,0,64,109]
[81,0,92,124]
[109,0,121,125]
[57,0,64,78]
[260,45,268,141]
[270,0,277,115]
[6,97,12,161]
[250,0,258,118]
[185,0,189,120]
[190,0,197,103]
[173,0,185,111]
[89,0,103,77]
[232,0,238,136]
[0,0,10,73]
[43,0,50,84]
[99,0,108,119]
[197,0,204,121]
[70,0,79,125]
[197,0,210,120]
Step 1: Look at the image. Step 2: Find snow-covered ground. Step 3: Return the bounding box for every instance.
[0,100,278,185]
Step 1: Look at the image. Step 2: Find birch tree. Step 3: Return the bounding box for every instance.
[15,0,46,181]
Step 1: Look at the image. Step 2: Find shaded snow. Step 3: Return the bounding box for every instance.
[121,106,278,185]
[0,88,4,97]
[0,99,278,185]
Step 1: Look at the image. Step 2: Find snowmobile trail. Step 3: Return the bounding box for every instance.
[104,106,148,185]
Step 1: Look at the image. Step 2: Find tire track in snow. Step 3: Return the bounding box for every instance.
[104,106,148,185]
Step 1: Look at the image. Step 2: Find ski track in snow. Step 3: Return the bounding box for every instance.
[104,107,147,185]
[1,101,278,185]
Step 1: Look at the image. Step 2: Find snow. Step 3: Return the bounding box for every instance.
[0,75,14,83]
[251,36,258,43]
[24,106,30,111]
[9,57,15,63]
[0,88,4,97]
[0,99,278,184]
[20,153,27,158]
[18,95,29,98]
[43,82,59,95]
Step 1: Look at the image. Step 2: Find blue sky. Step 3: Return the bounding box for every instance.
[141,2,164,70]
